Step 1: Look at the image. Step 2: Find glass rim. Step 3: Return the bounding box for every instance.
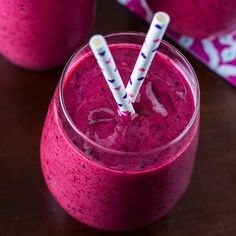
[59,31,200,156]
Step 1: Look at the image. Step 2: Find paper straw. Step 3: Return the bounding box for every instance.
[126,12,170,103]
[89,35,135,116]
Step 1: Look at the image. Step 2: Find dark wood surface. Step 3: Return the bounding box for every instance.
[1,1,236,235]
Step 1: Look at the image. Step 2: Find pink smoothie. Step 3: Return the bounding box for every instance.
[147,0,236,38]
[64,44,194,152]
[40,38,199,230]
[0,0,95,69]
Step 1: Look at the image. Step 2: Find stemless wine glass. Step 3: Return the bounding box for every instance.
[147,0,236,38]
[0,0,95,70]
[40,32,200,230]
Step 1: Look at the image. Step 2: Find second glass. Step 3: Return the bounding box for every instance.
[147,0,236,38]
[0,0,96,70]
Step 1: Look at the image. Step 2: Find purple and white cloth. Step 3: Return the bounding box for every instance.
[117,0,236,87]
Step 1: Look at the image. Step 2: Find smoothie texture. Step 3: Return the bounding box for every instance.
[0,0,95,69]
[63,44,194,152]
[147,0,236,38]
[40,36,199,230]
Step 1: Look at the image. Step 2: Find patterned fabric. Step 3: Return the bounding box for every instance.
[117,0,236,86]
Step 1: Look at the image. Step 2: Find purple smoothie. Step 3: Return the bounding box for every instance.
[40,33,200,230]
[147,0,236,38]
[63,44,194,152]
[0,0,95,69]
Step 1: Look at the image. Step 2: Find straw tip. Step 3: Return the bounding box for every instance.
[154,12,170,24]
[89,34,105,48]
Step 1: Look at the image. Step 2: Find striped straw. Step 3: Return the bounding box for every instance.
[89,35,135,116]
[126,12,170,103]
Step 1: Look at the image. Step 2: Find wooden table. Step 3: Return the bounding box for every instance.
[1,1,236,235]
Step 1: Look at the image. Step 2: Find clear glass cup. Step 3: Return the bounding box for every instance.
[40,32,200,230]
[147,0,236,38]
[0,0,96,70]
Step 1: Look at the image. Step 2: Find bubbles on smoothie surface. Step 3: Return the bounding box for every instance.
[63,44,194,152]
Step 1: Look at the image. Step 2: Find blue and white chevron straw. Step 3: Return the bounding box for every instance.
[89,35,135,116]
[126,12,170,103]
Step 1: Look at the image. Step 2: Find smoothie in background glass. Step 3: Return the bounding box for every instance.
[40,33,200,230]
[147,0,236,38]
[0,0,95,70]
